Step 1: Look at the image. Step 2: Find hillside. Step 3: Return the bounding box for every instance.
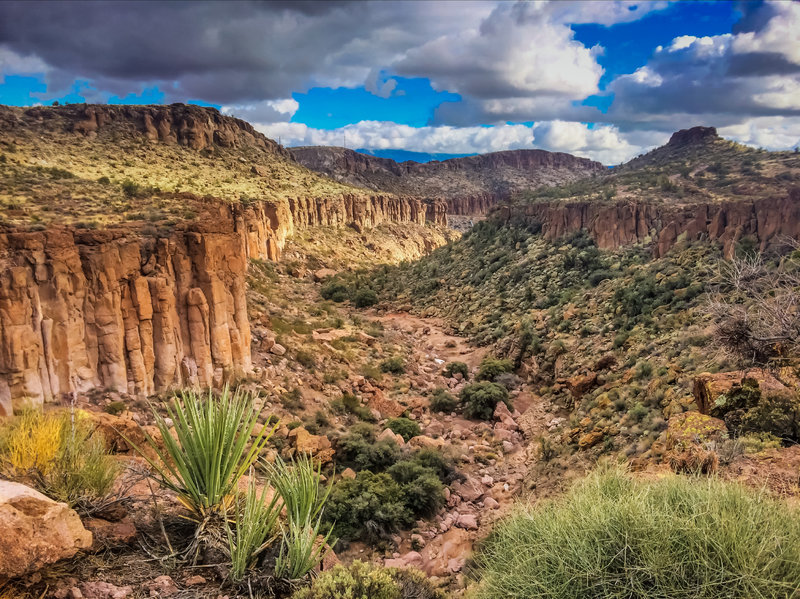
[290,145,605,214]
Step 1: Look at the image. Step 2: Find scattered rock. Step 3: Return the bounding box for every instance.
[313,268,337,282]
[145,575,178,597]
[83,517,137,549]
[184,576,206,586]
[340,467,357,480]
[270,343,286,356]
[455,513,478,530]
[78,582,133,599]
[0,481,92,579]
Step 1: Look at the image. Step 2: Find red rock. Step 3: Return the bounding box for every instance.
[455,513,479,530]
[79,582,133,599]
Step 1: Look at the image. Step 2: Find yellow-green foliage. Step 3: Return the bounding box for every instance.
[293,561,443,599]
[0,409,119,510]
[0,409,63,474]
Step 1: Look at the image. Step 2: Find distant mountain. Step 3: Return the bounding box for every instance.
[290,146,606,214]
[354,148,477,163]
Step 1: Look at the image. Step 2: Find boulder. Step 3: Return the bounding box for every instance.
[578,429,604,449]
[377,427,405,446]
[693,370,786,414]
[270,343,287,356]
[288,427,334,464]
[313,268,337,282]
[407,435,445,450]
[455,513,478,530]
[0,481,92,580]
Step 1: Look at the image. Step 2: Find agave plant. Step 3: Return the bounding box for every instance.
[135,385,276,521]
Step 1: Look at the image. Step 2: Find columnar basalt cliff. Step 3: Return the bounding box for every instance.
[0,190,447,415]
[498,189,800,258]
[290,146,605,215]
[0,104,450,413]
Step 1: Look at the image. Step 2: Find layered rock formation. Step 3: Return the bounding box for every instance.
[498,188,800,258]
[291,146,605,215]
[0,191,446,414]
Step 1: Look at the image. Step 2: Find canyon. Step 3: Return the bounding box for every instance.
[291,145,606,215]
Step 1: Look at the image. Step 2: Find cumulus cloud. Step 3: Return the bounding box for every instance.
[256,119,647,165]
[606,1,800,133]
[222,99,299,124]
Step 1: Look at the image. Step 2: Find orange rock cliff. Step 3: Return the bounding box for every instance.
[0,104,447,414]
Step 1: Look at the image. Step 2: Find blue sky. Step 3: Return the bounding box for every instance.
[1,1,797,164]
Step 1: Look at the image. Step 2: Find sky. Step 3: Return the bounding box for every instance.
[0,0,798,165]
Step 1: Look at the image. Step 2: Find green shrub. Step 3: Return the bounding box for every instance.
[386,417,421,442]
[336,426,401,472]
[293,561,444,599]
[386,460,444,517]
[320,280,350,303]
[380,357,406,375]
[325,471,413,541]
[740,390,800,442]
[294,349,316,369]
[336,392,375,422]
[353,288,378,308]
[120,178,141,197]
[429,388,457,413]
[476,356,514,382]
[460,382,511,420]
[443,361,469,379]
[293,561,399,599]
[476,467,800,599]
[628,402,648,423]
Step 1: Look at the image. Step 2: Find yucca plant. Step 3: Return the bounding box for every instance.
[267,454,335,581]
[275,518,333,581]
[227,472,283,581]
[266,453,333,528]
[135,386,276,521]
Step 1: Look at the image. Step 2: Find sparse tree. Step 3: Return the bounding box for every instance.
[706,241,800,370]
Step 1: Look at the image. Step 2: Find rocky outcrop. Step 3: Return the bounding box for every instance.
[3,103,289,157]
[291,146,605,215]
[0,190,446,412]
[498,189,800,258]
[0,480,92,580]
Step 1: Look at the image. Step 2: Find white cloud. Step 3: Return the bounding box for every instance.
[719,117,800,150]
[223,98,299,124]
[731,2,800,64]
[255,118,648,165]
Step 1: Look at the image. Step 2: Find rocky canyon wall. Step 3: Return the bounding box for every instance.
[498,189,800,258]
[0,193,446,415]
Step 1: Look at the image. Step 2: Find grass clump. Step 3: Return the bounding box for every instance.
[476,466,800,599]
[135,386,276,521]
[0,409,119,513]
[460,382,511,420]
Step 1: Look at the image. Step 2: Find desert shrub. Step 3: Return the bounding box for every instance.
[476,356,514,382]
[380,357,406,375]
[443,361,469,379]
[628,402,648,423]
[135,386,276,520]
[294,349,316,369]
[353,288,378,308]
[320,280,350,303]
[460,382,511,420]
[476,466,800,599]
[335,425,401,472]
[334,392,374,422]
[386,417,421,442]
[0,409,119,513]
[120,178,142,197]
[409,448,455,483]
[293,561,443,599]
[293,561,399,599]
[386,460,444,517]
[740,390,800,442]
[739,431,783,454]
[325,471,413,541]
[429,388,457,413]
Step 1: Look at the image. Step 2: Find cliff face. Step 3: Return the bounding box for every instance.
[498,188,800,258]
[290,146,605,215]
[0,191,445,415]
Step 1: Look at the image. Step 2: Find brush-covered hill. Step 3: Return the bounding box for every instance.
[0,103,447,231]
[503,127,800,257]
[290,145,606,214]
